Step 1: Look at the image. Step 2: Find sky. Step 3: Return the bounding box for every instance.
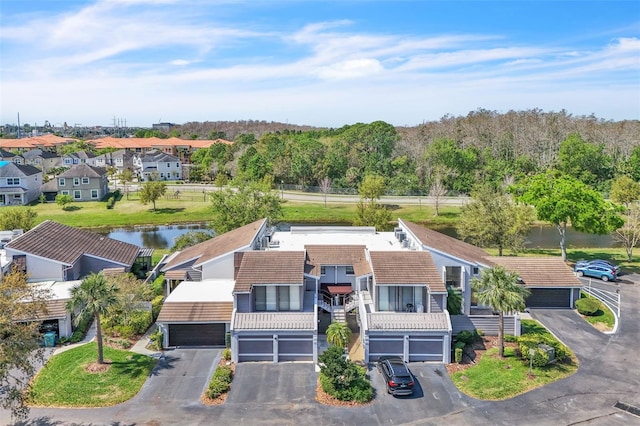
[1,0,639,128]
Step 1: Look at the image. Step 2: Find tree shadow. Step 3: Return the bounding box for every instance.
[62,206,81,212]
[146,351,179,377]
[150,208,185,214]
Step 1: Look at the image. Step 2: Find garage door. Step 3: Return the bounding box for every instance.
[168,323,226,346]
[409,337,444,362]
[278,335,313,362]
[526,289,571,308]
[238,335,274,362]
[368,336,403,361]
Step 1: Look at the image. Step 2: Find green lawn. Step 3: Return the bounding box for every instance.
[450,320,578,400]
[29,343,156,407]
[579,292,615,329]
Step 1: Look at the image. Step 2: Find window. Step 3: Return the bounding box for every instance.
[91,189,98,199]
[59,178,66,186]
[61,190,69,195]
[73,190,81,200]
[176,163,180,168]
[82,177,90,184]
[346,265,355,275]
[472,267,479,275]
[255,285,299,311]
[6,178,19,185]
[320,266,326,276]
[445,266,462,288]
[378,286,423,312]
[73,178,80,186]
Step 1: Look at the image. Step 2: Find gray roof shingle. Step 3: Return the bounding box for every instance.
[486,256,582,288]
[304,245,370,277]
[6,220,140,266]
[368,312,450,330]
[233,312,315,330]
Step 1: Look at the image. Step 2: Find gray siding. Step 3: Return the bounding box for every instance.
[79,256,128,278]
[430,293,445,313]
[450,315,519,336]
[236,293,251,313]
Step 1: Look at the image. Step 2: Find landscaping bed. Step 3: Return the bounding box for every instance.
[28,342,156,407]
[448,320,578,400]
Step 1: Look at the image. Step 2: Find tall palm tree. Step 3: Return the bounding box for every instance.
[471,266,530,357]
[66,272,119,364]
[326,322,351,350]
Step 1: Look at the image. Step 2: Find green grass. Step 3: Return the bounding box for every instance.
[579,292,615,329]
[450,320,578,400]
[28,342,157,407]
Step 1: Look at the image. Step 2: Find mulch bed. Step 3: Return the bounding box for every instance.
[201,360,235,406]
[445,336,518,375]
[85,360,112,373]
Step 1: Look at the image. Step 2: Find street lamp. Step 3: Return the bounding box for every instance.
[281,181,284,199]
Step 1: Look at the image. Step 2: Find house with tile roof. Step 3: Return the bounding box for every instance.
[155,218,582,365]
[4,220,142,281]
[0,161,43,206]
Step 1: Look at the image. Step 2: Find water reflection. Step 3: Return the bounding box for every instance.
[98,223,209,249]
[99,221,618,250]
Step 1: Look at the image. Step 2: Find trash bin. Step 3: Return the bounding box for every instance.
[43,331,57,348]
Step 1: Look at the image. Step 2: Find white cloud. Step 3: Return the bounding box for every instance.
[316,59,384,80]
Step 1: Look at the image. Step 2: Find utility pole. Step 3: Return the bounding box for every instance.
[17,112,21,139]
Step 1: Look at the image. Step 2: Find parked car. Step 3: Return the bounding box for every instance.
[376,356,414,396]
[574,264,617,282]
[575,259,620,275]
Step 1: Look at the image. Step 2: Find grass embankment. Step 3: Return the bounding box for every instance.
[28,343,156,407]
[450,320,578,400]
[24,189,639,271]
[579,292,615,329]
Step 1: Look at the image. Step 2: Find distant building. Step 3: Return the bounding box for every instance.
[152,122,175,132]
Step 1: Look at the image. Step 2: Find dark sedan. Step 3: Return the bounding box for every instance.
[376,356,414,396]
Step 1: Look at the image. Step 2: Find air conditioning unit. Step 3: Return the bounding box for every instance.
[402,239,409,248]
[398,232,406,242]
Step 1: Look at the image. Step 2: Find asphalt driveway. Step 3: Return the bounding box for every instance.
[6,277,640,426]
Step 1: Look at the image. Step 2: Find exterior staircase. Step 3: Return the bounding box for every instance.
[332,306,346,323]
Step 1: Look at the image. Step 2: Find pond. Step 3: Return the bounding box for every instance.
[99,221,619,250]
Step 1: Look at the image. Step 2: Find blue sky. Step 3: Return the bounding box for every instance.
[1,0,639,128]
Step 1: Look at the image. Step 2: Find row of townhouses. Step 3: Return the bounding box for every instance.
[0,149,183,205]
[2,218,581,366]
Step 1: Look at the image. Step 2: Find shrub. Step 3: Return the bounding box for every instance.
[151,295,165,321]
[128,310,152,335]
[456,330,475,344]
[119,339,132,349]
[70,330,83,343]
[152,275,165,297]
[213,365,233,384]
[504,334,518,343]
[148,330,163,350]
[518,333,569,363]
[455,347,463,363]
[206,378,230,399]
[113,324,135,339]
[530,347,550,367]
[576,298,600,316]
[222,348,231,361]
[106,196,116,209]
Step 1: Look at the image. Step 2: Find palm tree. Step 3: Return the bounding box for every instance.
[326,322,351,350]
[66,272,119,364]
[471,266,530,357]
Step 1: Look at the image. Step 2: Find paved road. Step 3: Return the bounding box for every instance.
[5,280,639,426]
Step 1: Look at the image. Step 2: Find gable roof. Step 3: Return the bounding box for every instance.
[23,149,58,160]
[401,220,492,266]
[162,218,266,271]
[234,251,305,292]
[486,256,582,288]
[304,245,370,277]
[6,220,140,267]
[58,164,107,178]
[369,251,446,292]
[0,162,41,177]
[140,149,180,163]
